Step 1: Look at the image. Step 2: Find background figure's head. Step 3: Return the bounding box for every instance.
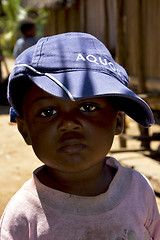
[19,18,36,38]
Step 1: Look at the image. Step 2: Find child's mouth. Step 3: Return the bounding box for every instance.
[58,141,86,154]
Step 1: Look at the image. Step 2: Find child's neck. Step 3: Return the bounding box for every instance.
[37,161,117,196]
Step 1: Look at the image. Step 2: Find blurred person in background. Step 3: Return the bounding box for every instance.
[13,18,38,58]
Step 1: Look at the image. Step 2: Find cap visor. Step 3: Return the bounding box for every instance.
[22,71,155,127]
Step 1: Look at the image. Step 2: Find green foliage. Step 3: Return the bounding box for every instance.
[0,0,27,52]
[0,0,48,55]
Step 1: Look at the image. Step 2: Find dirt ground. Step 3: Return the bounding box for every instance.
[0,58,160,217]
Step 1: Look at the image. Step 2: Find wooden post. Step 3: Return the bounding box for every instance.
[116,0,127,148]
[116,0,126,69]
[137,0,146,93]
[137,0,150,149]
[83,0,87,32]
[104,0,109,47]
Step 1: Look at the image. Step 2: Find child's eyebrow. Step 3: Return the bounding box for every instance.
[31,96,54,104]
[78,98,104,104]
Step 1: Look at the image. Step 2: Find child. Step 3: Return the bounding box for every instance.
[13,18,37,58]
[1,32,160,239]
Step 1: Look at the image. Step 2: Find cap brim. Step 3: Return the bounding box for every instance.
[27,71,154,127]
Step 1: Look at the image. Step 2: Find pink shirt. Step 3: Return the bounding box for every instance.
[1,157,160,239]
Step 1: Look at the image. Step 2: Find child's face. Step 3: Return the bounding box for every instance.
[17,84,123,174]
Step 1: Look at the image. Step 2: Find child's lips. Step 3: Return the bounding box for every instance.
[58,133,86,153]
[58,142,86,153]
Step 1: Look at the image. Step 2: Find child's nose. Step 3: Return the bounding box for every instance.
[58,118,82,132]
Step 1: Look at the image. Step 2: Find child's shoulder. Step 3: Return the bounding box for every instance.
[1,178,37,219]
[123,163,156,202]
[130,166,153,188]
[0,177,42,236]
[108,156,154,194]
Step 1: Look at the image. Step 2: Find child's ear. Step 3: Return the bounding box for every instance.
[16,117,32,145]
[115,112,124,135]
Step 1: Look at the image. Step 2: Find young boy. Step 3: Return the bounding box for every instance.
[1,32,160,239]
[13,18,37,58]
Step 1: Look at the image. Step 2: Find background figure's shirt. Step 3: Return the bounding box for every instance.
[13,37,37,58]
[0,157,160,240]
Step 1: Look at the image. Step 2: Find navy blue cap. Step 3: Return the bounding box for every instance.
[8,32,154,127]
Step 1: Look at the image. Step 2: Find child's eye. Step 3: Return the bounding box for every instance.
[39,109,57,117]
[80,103,97,112]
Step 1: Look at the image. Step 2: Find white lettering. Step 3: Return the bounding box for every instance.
[76,53,122,77]
[108,62,116,71]
[99,57,108,66]
[76,53,86,61]
[86,55,99,65]
[116,67,122,77]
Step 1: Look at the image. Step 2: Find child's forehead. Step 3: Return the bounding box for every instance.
[24,83,110,105]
